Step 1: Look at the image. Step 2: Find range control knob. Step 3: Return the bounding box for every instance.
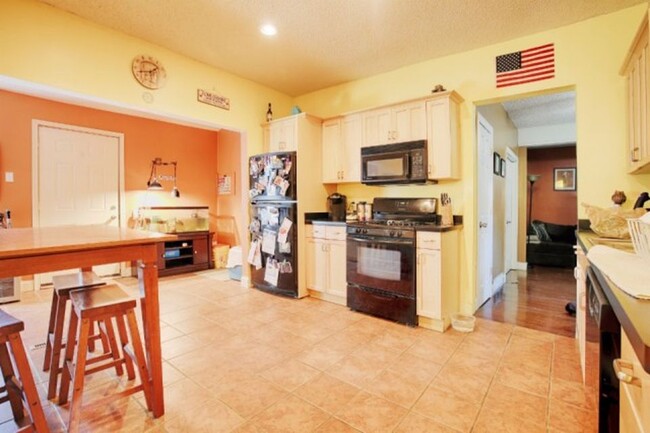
[396,231,403,237]
[355,228,362,234]
[362,229,369,234]
[389,231,395,237]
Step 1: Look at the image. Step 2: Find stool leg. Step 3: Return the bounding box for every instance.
[0,342,24,421]
[8,333,50,433]
[67,317,90,433]
[100,318,124,377]
[58,308,79,406]
[42,290,59,372]
[114,315,135,381]
[126,310,152,412]
[46,291,68,400]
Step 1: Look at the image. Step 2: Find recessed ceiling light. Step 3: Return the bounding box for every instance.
[260,23,277,36]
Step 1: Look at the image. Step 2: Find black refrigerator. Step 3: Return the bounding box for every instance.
[248,151,298,297]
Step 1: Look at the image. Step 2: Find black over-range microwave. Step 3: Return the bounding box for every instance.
[361,140,429,185]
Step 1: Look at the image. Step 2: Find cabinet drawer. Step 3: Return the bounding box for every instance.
[312,225,327,239]
[326,226,346,241]
[417,232,441,250]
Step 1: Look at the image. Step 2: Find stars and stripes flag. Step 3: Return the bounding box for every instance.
[496,43,555,88]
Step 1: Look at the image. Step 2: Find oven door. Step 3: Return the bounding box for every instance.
[346,234,415,297]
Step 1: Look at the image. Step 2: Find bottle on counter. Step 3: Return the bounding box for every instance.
[5,210,11,229]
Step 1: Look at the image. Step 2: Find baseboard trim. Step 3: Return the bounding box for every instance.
[492,272,506,293]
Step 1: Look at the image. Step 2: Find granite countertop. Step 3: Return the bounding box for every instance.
[577,230,650,373]
[304,212,463,231]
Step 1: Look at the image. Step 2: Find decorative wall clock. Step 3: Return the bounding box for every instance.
[132,55,166,89]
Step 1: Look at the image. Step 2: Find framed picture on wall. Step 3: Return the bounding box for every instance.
[217,172,235,195]
[554,167,576,191]
[493,152,501,175]
[500,158,506,177]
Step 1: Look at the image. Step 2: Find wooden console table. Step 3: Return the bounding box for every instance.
[0,225,175,418]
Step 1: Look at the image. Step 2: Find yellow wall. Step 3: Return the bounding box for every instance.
[295,4,650,312]
[3,0,650,312]
[0,0,293,157]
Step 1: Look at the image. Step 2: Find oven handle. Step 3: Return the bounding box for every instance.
[347,236,414,246]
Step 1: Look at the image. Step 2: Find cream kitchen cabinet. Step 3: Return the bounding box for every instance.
[321,114,362,183]
[426,92,462,180]
[362,101,426,147]
[619,328,650,432]
[416,230,459,332]
[621,11,650,174]
[305,223,347,305]
[575,245,588,382]
[267,113,322,153]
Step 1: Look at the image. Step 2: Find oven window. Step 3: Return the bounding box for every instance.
[367,157,405,177]
[357,246,401,280]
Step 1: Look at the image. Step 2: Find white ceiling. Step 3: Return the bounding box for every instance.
[38,0,645,97]
[502,91,576,128]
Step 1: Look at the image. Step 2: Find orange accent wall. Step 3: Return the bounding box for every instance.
[0,89,222,229]
[527,146,577,226]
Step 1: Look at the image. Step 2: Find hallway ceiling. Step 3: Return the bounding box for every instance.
[502,91,576,129]
[38,0,645,96]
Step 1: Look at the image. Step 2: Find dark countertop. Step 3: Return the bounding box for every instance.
[305,212,463,231]
[577,230,650,373]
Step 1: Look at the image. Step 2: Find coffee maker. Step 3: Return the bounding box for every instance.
[327,193,347,221]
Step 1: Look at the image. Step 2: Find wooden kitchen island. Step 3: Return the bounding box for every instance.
[0,225,176,418]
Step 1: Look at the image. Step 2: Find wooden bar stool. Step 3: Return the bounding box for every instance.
[58,284,152,433]
[42,271,117,401]
[0,309,50,433]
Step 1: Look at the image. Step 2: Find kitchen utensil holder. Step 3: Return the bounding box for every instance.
[440,204,453,226]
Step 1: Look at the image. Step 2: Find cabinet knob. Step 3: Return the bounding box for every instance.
[613,359,641,387]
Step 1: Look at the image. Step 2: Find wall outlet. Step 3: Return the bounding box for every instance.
[4,172,13,183]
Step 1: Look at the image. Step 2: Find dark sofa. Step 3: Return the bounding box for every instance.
[526,220,577,268]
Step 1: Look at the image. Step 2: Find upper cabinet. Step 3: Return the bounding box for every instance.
[322,114,362,183]
[426,92,462,180]
[265,113,322,153]
[621,11,650,174]
[362,101,426,147]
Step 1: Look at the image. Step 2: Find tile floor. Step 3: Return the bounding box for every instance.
[0,270,599,432]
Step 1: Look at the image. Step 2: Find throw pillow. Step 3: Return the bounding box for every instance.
[531,220,552,242]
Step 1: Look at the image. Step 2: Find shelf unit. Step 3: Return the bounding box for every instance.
[156,231,214,277]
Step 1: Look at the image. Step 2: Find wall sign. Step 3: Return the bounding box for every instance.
[218,172,234,195]
[198,89,230,110]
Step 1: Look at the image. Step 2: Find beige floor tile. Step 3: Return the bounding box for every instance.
[548,399,598,433]
[482,381,549,426]
[550,377,598,412]
[472,406,546,433]
[430,364,492,404]
[247,395,329,432]
[156,377,215,422]
[313,417,361,432]
[371,328,418,352]
[336,391,408,433]
[393,412,462,433]
[412,386,480,433]
[296,343,350,371]
[259,358,320,392]
[405,332,462,365]
[161,335,204,360]
[294,372,360,414]
[386,352,443,384]
[163,399,245,433]
[364,369,428,408]
[326,352,386,388]
[214,375,288,419]
[494,363,550,396]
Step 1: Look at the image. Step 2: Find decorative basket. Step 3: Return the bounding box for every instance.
[627,217,650,258]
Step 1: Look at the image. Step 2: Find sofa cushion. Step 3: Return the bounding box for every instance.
[544,221,577,244]
[531,220,552,242]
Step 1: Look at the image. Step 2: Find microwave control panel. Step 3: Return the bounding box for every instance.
[411,149,426,179]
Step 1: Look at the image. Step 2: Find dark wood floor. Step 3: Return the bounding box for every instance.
[475,265,597,339]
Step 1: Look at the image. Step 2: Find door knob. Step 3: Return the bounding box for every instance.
[479,222,488,228]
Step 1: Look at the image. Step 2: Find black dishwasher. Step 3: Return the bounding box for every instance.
[586,266,620,433]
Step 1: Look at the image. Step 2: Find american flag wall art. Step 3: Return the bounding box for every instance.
[496,43,555,88]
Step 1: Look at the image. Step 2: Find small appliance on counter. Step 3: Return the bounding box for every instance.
[327,193,347,221]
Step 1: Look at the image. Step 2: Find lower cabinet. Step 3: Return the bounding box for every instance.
[416,230,459,331]
[305,224,347,305]
[157,232,214,277]
[619,328,650,433]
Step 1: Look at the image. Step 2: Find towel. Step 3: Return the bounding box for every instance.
[587,245,650,300]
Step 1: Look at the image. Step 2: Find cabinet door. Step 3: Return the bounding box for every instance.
[312,239,329,293]
[426,96,459,179]
[362,108,392,147]
[322,119,342,183]
[192,234,209,265]
[270,118,297,151]
[416,249,441,319]
[620,330,650,432]
[327,241,347,298]
[341,114,362,182]
[393,101,426,143]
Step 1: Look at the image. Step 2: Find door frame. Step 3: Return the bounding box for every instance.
[476,112,494,310]
[31,119,127,287]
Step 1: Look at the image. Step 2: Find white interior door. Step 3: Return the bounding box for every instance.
[476,113,494,309]
[33,121,124,286]
[504,148,519,271]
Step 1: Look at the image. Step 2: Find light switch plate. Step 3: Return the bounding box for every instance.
[5,172,13,182]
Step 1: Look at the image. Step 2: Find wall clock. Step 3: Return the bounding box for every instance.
[132,55,166,89]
